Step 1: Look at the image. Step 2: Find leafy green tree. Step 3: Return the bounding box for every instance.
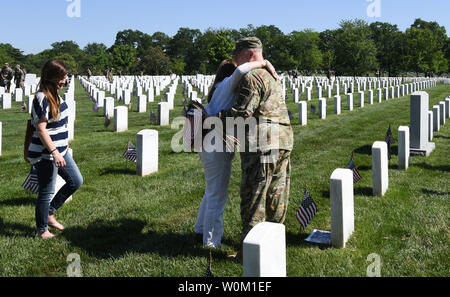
[197,29,234,73]
[288,29,323,72]
[83,43,110,75]
[405,19,448,75]
[140,46,171,75]
[167,28,201,74]
[333,19,378,76]
[109,44,137,74]
[53,53,78,74]
[370,22,406,76]
[151,32,171,52]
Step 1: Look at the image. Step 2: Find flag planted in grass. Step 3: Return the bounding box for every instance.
[296,189,317,229]
[22,166,39,194]
[93,102,99,112]
[150,110,157,123]
[347,155,362,183]
[385,124,395,160]
[21,103,27,111]
[123,141,137,163]
[205,250,214,277]
[288,110,294,121]
[104,114,111,128]
[310,104,316,114]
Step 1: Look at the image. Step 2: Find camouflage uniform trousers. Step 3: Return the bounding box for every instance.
[239,149,291,243]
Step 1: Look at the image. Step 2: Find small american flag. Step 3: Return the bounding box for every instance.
[348,156,362,183]
[204,250,214,277]
[296,190,318,230]
[22,166,39,194]
[150,110,157,123]
[288,110,294,121]
[123,141,137,163]
[104,114,111,128]
[93,102,99,112]
[385,125,395,160]
[21,103,27,111]
[128,102,132,111]
[310,104,316,114]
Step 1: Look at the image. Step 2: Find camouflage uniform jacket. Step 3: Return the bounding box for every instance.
[1,67,13,80]
[231,68,294,153]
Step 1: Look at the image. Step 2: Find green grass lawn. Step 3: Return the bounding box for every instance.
[0,78,449,277]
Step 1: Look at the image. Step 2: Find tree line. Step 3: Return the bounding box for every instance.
[1,18,449,77]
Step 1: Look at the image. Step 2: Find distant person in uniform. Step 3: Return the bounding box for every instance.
[230,37,294,262]
[14,64,25,88]
[1,63,14,92]
[87,68,92,79]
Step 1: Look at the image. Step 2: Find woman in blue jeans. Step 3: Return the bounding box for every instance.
[194,59,278,248]
[27,60,83,239]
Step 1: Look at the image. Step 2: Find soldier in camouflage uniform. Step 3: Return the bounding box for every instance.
[14,65,25,88]
[230,37,294,261]
[1,63,14,92]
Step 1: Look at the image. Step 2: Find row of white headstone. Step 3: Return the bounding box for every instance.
[295,80,437,124]
[241,90,449,277]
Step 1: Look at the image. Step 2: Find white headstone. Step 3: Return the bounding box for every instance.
[138,95,147,113]
[358,91,364,108]
[28,95,34,114]
[334,95,341,115]
[158,102,170,126]
[298,101,307,126]
[114,106,128,132]
[319,98,326,119]
[410,92,435,156]
[368,90,374,105]
[439,102,445,126]
[347,94,353,111]
[398,126,410,170]
[428,111,433,142]
[137,129,158,176]
[243,222,286,277]
[372,141,389,196]
[330,169,354,248]
[123,90,131,105]
[445,98,450,119]
[432,105,440,132]
[377,88,382,103]
[97,91,105,107]
[1,93,11,109]
[104,97,115,117]
[15,88,23,102]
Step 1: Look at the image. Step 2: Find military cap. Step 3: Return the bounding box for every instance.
[233,37,263,54]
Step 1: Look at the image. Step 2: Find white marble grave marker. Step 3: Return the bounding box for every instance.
[243,222,286,277]
[330,169,354,248]
[137,129,158,176]
[372,141,389,196]
[114,106,128,132]
[398,126,410,170]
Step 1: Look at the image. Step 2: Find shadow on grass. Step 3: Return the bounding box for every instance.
[0,197,36,207]
[61,218,228,259]
[414,163,450,172]
[354,145,398,157]
[99,167,136,176]
[355,187,373,197]
[0,220,36,238]
[433,135,450,140]
[421,189,450,196]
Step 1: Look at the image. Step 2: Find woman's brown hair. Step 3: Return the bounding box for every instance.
[207,59,237,103]
[39,60,69,120]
